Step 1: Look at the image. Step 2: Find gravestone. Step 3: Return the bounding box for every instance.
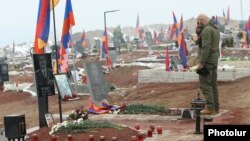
[125,35,130,43]
[74,41,84,53]
[145,31,153,46]
[158,33,165,43]
[54,74,73,99]
[170,55,182,71]
[113,37,121,49]
[181,109,194,119]
[95,39,101,50]
[33,53,55,128]
[108,47,117,65]
[86,39,91,51]
[84,61,109,106]
[71,70,80,83]
[0,64,9,82]
[33,54,55,97]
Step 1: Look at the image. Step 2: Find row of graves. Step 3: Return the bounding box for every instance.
[2,47,209,140]
[1,52,172,141]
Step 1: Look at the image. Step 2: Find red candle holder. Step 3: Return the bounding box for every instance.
[149,124,155,132]
[100,136,105,141]
[147,129,153,137]
[157,126,163,134]
[89,135,94,141]
[131,136,137,141]
[138,132,144,141]
[51,135,57,141]
[67,134,73,141]
[112,137,117,141]
[32,134,38,141]
[134,124,140,130]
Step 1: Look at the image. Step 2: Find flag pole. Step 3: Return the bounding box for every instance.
[70,28,78,94]
[51,0,63,123]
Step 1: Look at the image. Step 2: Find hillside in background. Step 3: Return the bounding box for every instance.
[71,17,242,45]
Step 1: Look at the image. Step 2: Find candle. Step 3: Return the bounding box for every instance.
[134,124,140,130]
[157,126,163,134]
[89,135,94,141]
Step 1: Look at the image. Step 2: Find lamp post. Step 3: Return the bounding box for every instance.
[104,9,120,44]
[104,10,120,30]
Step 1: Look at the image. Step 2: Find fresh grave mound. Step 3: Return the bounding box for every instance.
[121,104,182,116]
[26,120,140,141]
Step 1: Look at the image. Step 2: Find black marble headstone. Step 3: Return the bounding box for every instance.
[33,53,54,128]
[33,53,55,97]
[0,64,9,82]
[84,61,108,106]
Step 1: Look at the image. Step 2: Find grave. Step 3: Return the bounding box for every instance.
[84,61,109,106]
[108,47,117,65]
[33,53,55,128]
[145,31,153,47]
[54,74,73,99]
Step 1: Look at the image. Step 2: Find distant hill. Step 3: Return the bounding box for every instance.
[72,17,242,46]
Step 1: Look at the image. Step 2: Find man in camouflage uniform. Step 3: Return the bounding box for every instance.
[196,14,220,115]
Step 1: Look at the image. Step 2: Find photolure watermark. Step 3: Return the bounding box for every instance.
[204,125,250,141]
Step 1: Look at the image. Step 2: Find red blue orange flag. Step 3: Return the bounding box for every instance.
[100,31,107,60]
[81,29,88,48]
[178,32,187,68]
[170,12,179,40]
[50,0,60,10]
[34,0,51,54]
[181,32,188,56]
[135,14,140,34]
[60,0,75,72]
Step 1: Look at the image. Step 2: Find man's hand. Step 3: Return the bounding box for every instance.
[197,63,204,70]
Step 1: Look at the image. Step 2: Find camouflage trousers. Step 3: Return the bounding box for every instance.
[199,64,219,111]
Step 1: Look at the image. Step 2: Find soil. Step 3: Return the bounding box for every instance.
[1,51,250,140]
[26,127,140,141]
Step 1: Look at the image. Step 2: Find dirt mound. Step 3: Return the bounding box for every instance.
[117,51,148,62]
[105,66,149,88]
[26,127,140,141]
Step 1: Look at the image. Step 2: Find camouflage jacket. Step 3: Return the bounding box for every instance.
[198,19,220,65]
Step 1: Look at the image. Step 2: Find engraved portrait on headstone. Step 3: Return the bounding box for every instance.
[33,54,55,97]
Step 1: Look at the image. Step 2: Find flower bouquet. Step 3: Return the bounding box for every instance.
[69,105,88,120]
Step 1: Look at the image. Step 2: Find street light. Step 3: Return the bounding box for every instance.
[103,10,119,61]
[104,10,120,31]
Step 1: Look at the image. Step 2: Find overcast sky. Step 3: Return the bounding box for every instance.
[0,0,250,47]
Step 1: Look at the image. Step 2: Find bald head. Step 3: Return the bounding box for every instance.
[197,14,209,26]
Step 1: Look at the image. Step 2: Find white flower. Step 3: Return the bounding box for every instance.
[49,130,54,135]
[77,118,83,123]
